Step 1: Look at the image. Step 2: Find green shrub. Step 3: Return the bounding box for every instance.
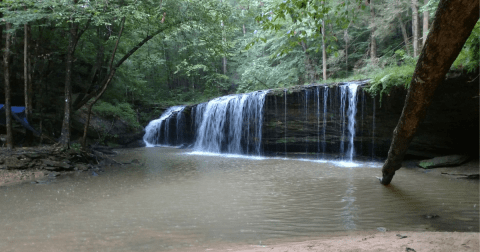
[93,101,141,129]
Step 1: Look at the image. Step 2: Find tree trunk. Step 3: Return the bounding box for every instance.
[59,20,79,148]
[370,0,377,60]
[379,0,479,185]
[321,19,326,81]
[422,0,429,45]
[74,15,176,111]
[82,17,126,148]
[4,22,13,149]
[397,14,411,56]
[24,22,33,144]
[411,0,421,57]
[301,41,315,82]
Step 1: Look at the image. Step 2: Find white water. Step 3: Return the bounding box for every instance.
[143,106,185,147]
[346,84,360,161]
[143,81,371,164]
[193,91,268,155]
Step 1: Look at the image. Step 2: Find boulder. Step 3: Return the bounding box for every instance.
[42,159,74,171]
[418,155,469,169]
[5,156,31,169]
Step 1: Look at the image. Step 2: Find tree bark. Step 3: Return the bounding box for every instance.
[24,22,34,144]
[411,0,421,57]
[59,20,79,148]
[4,22,13,149]
[422,0,429,45]
[380,0,479,185]
[321,19,326,81]
[370,0,377,60]
[82,17,126,148]
[397,13,411,56]
[59,2,90,148]
[74,15,176,111]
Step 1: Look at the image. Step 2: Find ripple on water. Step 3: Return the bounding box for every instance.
[0,147,477,251]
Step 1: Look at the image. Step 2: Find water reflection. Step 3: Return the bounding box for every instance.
[0,147,478,252]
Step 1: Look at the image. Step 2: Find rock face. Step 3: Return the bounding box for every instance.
[145,73,479,159]
[418,155,469,169]
[262,73,478,159]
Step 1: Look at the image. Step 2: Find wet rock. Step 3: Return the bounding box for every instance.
[406,248,416,252]
[76,164,89,171]
[4,156,30,169]
[376,227,387,232]
[91,171,99,176]
[126,140,146,148]
[42,159,74,171]
[418,155,469,169]
[424,214,439,219]
[48,172,60,178]
[131,159,140,164]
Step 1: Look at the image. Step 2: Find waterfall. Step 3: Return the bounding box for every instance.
[193,91,268,155]
[284,89,287,158]
[372,97,376,160]
[339,86,347,155]
[143,106,186,147]
[316,87,320,158]
[322,86,329,157]
[143,80,372,163]
[304,89,309,154]
[345,84,359,161]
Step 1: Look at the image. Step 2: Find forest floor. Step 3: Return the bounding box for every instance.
[0,144,121,187]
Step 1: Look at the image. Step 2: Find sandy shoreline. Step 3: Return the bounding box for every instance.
[184,231,479,252]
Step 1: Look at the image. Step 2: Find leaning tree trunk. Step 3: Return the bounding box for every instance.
[82,17,125,148]
[380,0,479,185]
[4,22,13,149]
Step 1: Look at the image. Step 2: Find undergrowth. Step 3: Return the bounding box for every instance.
[92,101,141,129]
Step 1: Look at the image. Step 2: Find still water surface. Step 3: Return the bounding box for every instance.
[0,148,478,251]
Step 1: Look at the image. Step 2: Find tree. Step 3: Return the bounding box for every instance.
[3,22,13,149]
[410,0,421,57]
[369,0,377,60]
[422,0,428,45]
[379,0,479,185]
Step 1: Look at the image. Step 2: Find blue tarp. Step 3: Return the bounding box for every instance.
[0,105,41,136]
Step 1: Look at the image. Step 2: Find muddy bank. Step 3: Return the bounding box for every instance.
[182,231,479,252]
[0,145,130,187]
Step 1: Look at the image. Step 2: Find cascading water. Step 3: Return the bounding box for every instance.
[143,80,375,164]
[305,89,309,154]
[322,86,329,157]
[143,106,186,147]
[193,91,268,155]
[284,89,287,158]
[345,84,359,161]
[371,97,376,160]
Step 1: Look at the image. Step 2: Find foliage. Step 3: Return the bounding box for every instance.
[92,101,141,129]
[1,0,475,144]
[452,20,480,73]
[365,64,415,106]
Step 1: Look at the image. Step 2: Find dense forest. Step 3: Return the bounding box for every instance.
[0,0,478,149]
